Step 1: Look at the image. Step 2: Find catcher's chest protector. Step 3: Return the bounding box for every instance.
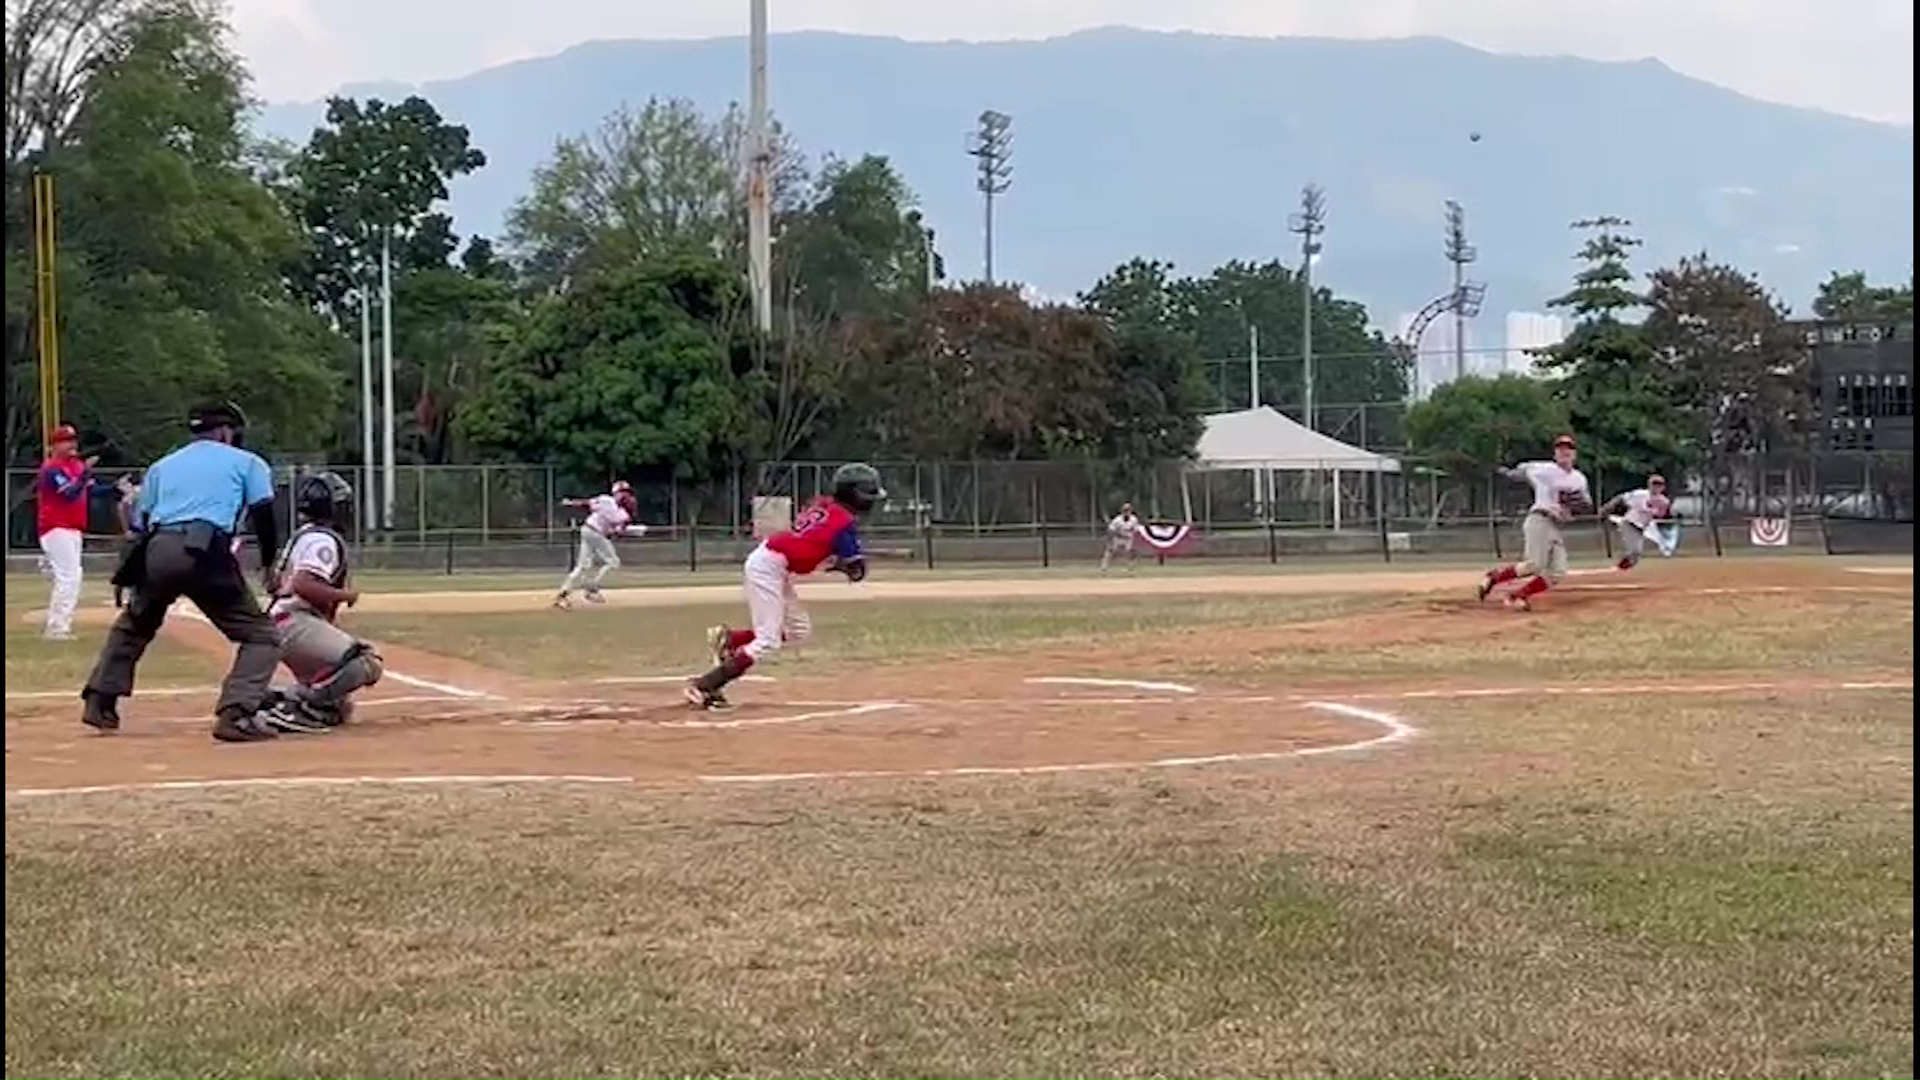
[272,524,351,599]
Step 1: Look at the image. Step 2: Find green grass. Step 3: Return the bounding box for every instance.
[349,593,1395,678]
[5,626,217,692]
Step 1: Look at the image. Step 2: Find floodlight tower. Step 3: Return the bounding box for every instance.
[746,0,772,333]
[1288,184,1326,430]
[1443,200,1481,382]
[967,110,1013,284]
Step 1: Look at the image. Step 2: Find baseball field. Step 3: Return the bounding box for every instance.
[5,555,1913,1077]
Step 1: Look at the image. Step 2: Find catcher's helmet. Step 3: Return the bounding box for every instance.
[295,470,354,524]
[831,462,885,513]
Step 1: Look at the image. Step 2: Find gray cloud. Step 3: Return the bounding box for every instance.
[229,0,1912,123]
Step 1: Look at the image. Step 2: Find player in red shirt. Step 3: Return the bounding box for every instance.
[685,463,885,710]
[37,424,102,640]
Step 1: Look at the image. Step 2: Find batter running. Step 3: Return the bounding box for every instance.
[685,463,885,710]
[554,481,644,608]
[1477,434,1592,611]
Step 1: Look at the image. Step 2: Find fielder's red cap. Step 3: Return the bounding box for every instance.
[1553,433,1576,449]
[49,424,77,443]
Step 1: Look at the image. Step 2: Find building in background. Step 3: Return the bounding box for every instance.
[1800,317,1914,452]
[1502,312,1569,377]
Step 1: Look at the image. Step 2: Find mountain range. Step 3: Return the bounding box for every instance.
[255,26,1915,332]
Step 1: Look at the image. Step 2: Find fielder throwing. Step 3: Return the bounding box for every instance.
[553,480,644,608]
[1600,473,1675,571]
[685,463,885,710]
[1477,434,1592,611]
[1099,502,1141,573]
[260,471,384,733]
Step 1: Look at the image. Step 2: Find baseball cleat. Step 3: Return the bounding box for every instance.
[80,692,121,733]
[1475,573,1496,602]
[583,588,606,605]
[1503,594,1532,612]
[683,681,723,710]
[706,624,732,664]
[551,592,572,610]
[212,709,280,743]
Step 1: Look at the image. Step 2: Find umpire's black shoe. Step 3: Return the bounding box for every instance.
[81,691,121,733]
[212,708,279,743]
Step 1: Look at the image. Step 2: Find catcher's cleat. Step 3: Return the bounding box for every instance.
[1503,594,1532,612]
[261,697,334,734]
[1476,573,1496,602]
[706,624,733,665]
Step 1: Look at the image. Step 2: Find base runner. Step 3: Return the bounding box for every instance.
[553,480,644,609]
[1099,502,1141,573]
[1600,473,1674,571]
[685,463,885,710]
[261,471,384,733]
[1476,434,1593,611]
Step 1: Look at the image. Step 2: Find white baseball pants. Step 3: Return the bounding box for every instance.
[741,544,810,661]
[39,527,83,636]
[561,526,619,592]
[1520,512,1569,583]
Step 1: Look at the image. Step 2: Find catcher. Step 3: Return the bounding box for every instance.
[685,463,885,710]
[1601,473,1675,571]
[1476,433,1592,611]
[260,470,384,733]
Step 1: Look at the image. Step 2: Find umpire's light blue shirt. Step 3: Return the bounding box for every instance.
[135,439,274,533]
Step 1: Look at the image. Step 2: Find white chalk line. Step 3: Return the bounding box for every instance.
[593,674,778,685]
[1561,583,1908,596]
[517,702,908,731]
[1845,566,1913,576]
[1026,676,1197,695]
[167,608,500,701]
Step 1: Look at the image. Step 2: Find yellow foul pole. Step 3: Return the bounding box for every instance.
[33,171,61,448]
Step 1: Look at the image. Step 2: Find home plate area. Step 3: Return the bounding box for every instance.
[4,668,1411,795]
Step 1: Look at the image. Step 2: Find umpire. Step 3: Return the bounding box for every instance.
[81,402,286,742]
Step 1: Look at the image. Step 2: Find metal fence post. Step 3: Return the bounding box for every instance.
[545,466,555,543]
[1487,473,1502,560]
[1375,468,1390,563]
[479,465,491,544]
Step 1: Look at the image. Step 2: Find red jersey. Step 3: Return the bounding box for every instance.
[764,496,861,575]
[37,456,93,535]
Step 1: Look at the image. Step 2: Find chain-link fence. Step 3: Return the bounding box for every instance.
[7,451,1910,572]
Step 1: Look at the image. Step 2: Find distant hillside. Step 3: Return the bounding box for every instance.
[256,27,1915,326]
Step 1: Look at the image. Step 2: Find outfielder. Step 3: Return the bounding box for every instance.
[1099,502,1141,573]
[686,463,885,710]
[553,480,644,608]
[1600,474,1675,571]
[260,471,384,734]
[1477,434,1592,611]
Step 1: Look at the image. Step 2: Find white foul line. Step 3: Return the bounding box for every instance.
[507,702,909,731]
[592,674,778,684]
[6,774,640,799]
[169,607,498,701]
[1026,676,1198,695]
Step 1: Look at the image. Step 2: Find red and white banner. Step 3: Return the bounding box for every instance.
[1748,517,1791,547]
[1135,521,1197,556]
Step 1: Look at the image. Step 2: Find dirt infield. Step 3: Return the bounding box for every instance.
[7,557,1910,797]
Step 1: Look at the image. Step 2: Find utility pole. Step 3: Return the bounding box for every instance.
[1443,200,1478,383]
[1288,184,1326,431]
[966,110,1013,284]
[746,0,772,333]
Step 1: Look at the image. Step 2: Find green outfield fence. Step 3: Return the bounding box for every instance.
[6,451,1910,574]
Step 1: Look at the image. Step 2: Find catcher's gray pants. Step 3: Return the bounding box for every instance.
[275,608,383,709]
[561,527,619,592]
[1520,511,1569,583]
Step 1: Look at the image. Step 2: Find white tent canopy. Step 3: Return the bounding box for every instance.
[1190,406,1400,474]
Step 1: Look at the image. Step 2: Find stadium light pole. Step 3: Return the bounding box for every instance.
[966,110,1013,284]
[1288,184,1326,431]
[746,0,772,333]
[380,228,396,531]
[358,280,375,536]
[1444,200,1479,383]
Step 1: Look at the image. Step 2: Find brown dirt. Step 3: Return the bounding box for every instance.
[7,556,1909,796]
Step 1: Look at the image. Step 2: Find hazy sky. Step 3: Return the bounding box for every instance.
[229,0,1913,124]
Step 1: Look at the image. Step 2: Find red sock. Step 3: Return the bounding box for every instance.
[1488,565,1520,585]
[727,628,756,650]
[1516,575,1550,599]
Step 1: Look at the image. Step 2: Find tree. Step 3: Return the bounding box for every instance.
[1812,270,1914,320]
[1645,254,1809,459]
[280,95,486,321]
[7,0,338,463]
[389,259,520,464]
[1534,217,1692,476]
[504,97,805,291]
[1078,258,1208,465]
[455,254,749,485]
[774,154,938,321]
[1406,373,1570,473]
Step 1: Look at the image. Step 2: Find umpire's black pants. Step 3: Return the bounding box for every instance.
[84,529,280,721]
